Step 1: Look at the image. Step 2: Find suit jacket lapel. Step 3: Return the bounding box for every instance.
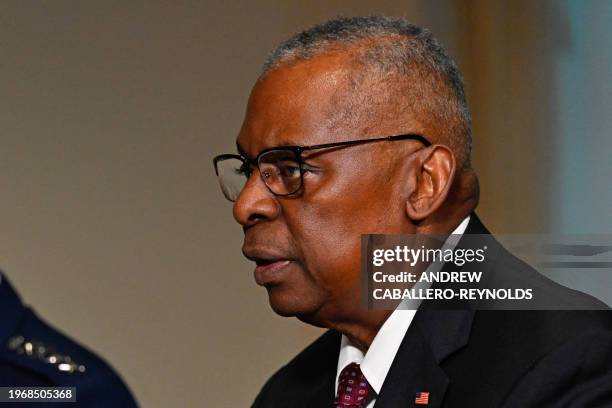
[374,309,473,408]
[304,372,335,407]
[374,214,484,407]
[373,322,448,408]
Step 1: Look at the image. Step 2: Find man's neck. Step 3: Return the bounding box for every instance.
[331,214,472,352]
[332,309,393,353]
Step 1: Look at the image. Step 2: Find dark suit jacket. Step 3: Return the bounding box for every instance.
[0,273,138,407]
[252,214,612,407]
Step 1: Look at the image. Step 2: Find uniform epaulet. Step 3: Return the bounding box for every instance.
[6,335,86,374]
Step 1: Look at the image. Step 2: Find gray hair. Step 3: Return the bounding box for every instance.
[263,16,472,168]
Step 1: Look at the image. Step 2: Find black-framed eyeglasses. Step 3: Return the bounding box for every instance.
[213,133,431,202]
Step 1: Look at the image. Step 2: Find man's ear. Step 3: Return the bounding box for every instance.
[405,145,456,221]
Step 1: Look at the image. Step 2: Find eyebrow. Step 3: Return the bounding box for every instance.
[236,139,302,160]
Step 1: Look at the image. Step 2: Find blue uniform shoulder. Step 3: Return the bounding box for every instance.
[0,274,138,407]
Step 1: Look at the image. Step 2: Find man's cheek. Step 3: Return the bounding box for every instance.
[297,204,362,237]
[309,238,362,280]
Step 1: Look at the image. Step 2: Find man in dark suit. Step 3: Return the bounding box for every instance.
[0,272,138,407]
[213,16,612,407]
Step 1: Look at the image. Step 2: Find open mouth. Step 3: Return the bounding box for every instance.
[253,259,292,285]
[255,259,291,270]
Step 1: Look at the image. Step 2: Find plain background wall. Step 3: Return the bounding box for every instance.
[0,1,609,406]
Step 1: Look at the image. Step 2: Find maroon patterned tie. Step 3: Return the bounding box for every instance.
[334,362,373,407]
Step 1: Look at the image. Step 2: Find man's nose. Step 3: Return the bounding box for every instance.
[233,171,279,227]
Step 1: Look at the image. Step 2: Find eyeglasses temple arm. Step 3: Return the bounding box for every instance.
[301,134,430,152]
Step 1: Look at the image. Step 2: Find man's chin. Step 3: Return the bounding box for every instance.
[266,287,324,323]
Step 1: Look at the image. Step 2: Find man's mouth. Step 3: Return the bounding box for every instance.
[243,248,294,286]
[253,259,292,285]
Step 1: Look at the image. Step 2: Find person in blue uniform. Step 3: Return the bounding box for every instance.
[0,272,138,407]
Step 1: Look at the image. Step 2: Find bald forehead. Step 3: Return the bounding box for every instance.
[238,51,420,156]
[251,53,352,123]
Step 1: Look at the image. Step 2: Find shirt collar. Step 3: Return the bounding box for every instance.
[335,215,471,395]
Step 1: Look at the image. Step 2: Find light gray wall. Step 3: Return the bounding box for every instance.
[0,2,427,406]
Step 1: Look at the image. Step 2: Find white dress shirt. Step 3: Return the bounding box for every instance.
[335,216,470,407]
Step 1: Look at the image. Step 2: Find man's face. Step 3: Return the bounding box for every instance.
[233,53,422,326]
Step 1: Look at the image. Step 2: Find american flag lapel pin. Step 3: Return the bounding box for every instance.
[415,391,430,405]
